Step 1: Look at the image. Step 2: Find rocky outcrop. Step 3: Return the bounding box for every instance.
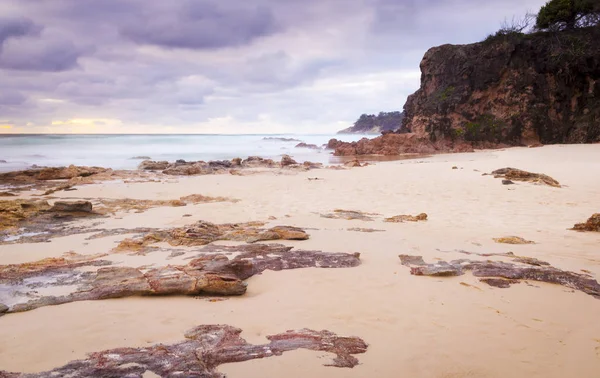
[489,168,561,187]
[331,28,600,155]
[0,165,108,182]
[280,155,298,166]
[0,325,368,377]
[337,111,404,134]
[328,133,475,156]
[399,255,600,299]
[403,27,600,146]
[571,213,600,231]
[295,142,320,149]
[0,244,361,314]
[50,201,93,213]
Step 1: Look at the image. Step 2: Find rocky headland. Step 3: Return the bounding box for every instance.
[330,27,600,155]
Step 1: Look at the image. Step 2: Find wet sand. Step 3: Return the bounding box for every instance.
[1,145,600,377]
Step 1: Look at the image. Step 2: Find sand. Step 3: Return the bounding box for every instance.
[1,144,600,377]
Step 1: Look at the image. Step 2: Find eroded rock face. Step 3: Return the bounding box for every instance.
[402,28,600,146]
[0,244,361,313]
[399,255,600,299]
[490,168,560,187]
[571,213,600,232]
[384,213,428,222]
[0,325,368,377]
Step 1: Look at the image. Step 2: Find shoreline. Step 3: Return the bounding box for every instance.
[1,144,600,377]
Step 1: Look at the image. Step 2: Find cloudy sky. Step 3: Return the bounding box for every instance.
[0,0,547,134]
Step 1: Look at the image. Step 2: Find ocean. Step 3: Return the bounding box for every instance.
[0,134,371,172]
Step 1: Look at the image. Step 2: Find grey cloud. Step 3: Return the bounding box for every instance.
[0,0,553,133]
[0,17,41,45]
[0,37,85,71]
[0,91,26,105]
[119,2,280,49]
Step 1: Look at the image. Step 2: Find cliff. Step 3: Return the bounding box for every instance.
[331,27,600,155]
[337,111,404,134]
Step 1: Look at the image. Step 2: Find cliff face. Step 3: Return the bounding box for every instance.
[403,27,600,145]
[331,27,600,156]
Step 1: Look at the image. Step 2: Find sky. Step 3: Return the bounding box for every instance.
[0,0,548,134]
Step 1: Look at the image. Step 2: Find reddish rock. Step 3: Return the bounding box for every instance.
[50,201,93,213]
[280,155,298,167]
[1,244,361,313]
[491,167,560,187]
[0,325,367,377]
[331,133,472,156]
[571,213,600,232]
[138,160,169,170]
[399,255,600,298]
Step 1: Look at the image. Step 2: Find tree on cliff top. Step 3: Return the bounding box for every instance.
[536,0,600,30]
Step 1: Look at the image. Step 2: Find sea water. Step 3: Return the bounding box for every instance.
[0,134,371,172]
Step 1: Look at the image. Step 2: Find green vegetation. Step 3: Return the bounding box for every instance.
[461,115,505,142]
[437,86,455,101]
[536,0,600,31]
[351,111,405,133]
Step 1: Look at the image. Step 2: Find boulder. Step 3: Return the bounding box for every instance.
[280,155,298,167]
[491,168,560,187]
[295,142,319,149]
[50,201,93,213]
[571,213,600,232]
[138,160,169,170]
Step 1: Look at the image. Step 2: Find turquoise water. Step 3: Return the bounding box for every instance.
[0,134,370,172]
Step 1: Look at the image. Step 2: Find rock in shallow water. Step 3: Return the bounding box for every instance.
[0,325,368,377]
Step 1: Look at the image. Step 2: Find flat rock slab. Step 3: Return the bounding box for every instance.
[0,325,368,377]
[0,244,361,314]
[114,221,310,250]
[321,209,380,221]
[384,213,428,222]
[399,255,600,299]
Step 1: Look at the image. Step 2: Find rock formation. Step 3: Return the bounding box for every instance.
[330,27,600,155]
[493,236,535,244]
[399,255,600,299]
[0,325,368,377]
[489,168,561,187]
[114,221,310,250]
[0,244,361,314]
[571,213,600,231]
[295,142,320,149]
[403,27,600,146]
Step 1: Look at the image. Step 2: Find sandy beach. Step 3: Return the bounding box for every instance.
[1,144,600,377]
